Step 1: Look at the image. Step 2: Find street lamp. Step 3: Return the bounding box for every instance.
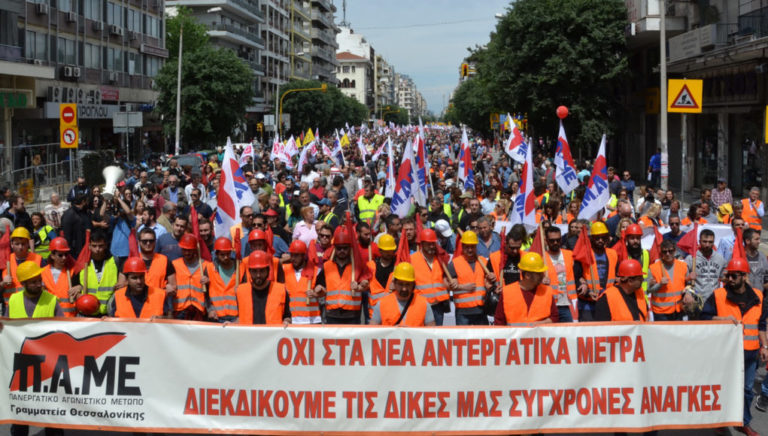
[279,83,328,138]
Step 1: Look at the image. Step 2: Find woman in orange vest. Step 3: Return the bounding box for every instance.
[236,250,290,325]
[109,257,169,318]
[40,237,77,317]
[2,227,43,311]
[565,200,580,224]
[282,240,322,324]
[681,204,707,227]
[371,262,435,326]
[638,203,661,229]
[207,237,243,323]
[494,252,557,325]
[594,259,647,322]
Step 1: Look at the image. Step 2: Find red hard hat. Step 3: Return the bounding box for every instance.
[264,208,279,217]
[617,259,643,277]
[289,240,307,254]
[178,233,198,250]
[122,257,147,274]
[214,237,232,251]
[726,257,750,273]
[419,229,438,243]
[248,250,272,269]
[334,229,352,246]
[248,229,267,242]
[76,294,100,315]
[624,224,643,236]
[49,237,70,252]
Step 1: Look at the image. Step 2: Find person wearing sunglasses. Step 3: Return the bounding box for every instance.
[574,221,618,322]
[701,257,767,436]
[121,227,176,296]
[647,239,691,321]
[595,259,647,322]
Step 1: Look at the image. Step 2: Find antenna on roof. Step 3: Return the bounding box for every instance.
[340,0,349,26]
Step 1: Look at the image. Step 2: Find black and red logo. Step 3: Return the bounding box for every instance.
[10,331,141,396]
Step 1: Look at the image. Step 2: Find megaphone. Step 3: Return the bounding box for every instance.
[102,166,124,201]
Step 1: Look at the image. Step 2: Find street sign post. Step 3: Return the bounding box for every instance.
[59,103,78,149]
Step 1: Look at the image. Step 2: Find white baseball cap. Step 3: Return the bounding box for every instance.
[434,219,453,238]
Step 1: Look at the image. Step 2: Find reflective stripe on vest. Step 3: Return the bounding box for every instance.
[8,291,57,318]
[714,287,763,350]
[283,263,321,320]
[79,257,118,315]
[34,226,54,259]
[452,256,486,309]
[604,286,647,322]
[207,263,240,318]
[502,282,553,324]
[411,251,449,304]
[367,259,393,318]
[41,265,76,317]
[379,292,429,326]
[113,286,166,318]
[172,259,208,313]
[581,248,617,297]
[236,281,287,325]
[358,195,384,222]
[742,198,763,230]
[3,253,43,306]
[544,249,577,301]
[648,259,687,314]
[324,260,360,311]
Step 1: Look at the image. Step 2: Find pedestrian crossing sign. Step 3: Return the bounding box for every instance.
[668,79,702,113]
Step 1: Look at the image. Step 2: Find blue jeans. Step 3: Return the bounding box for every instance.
[431,304,445,326]
[577,300,596,321]
[455,311,488,326]
[557,305,573,323]
[745,349,758,426]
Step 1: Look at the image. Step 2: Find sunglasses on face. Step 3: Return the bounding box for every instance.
[140,239,156,244]
[725,273,744,279]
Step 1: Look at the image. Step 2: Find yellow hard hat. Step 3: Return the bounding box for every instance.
[718,203,733,217]
[378,234,397,251]
[590,221,609,236]
[393,262,415,282]
[16,261,42,282]
[518,252,548,273]
[460,230,479,245]
[10,227,30,240]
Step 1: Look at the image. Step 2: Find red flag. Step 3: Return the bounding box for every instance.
[528,227,543,256]
[498,226,507,282]
[733,227,746,261]
[649,227,664,263]
[234,228,242,261]
[128,228,139,258]
[308,240,323,266]
[611,234,627,263]
[344,211,371,281]
[396,228,411,264]
[415,214,425,241]
[302,240,317,281]
[73,229,91,275]
[190,206,212,262]
[454,236,463,259]
[264,225,275,257]
[572,226,594,269]
[677,223,699,257]
[0,224,10,267]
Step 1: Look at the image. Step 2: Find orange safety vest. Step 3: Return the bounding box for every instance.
[235,281,287,325]
[145,253,170,289]
[681,216,707,226]
[452,255,487,309]
[3,252,43,306]
[581,248,617,299]
[378,292,429,326]
[648,259,687,314]
[324,260,360,311]
[171,258,210,313]
[207,262,242,319]
[40,265,76,317]
[714,287,763,350]
[742,198,763,231]
[543,249,577,302]
[411,251,449,305]
[638,216,656,229]
[502,282,554,325]
[282,263,321,322]
[367,260,393,317]
[566,213,577,224]
[603,286,647,322]
[113,286,166,318]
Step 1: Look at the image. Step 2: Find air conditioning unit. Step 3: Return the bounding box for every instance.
[72,67,81,78]
[109,72,118,83]
[92,21,103,31]
[129,31,137,40]
[93,89,101,104]
[66,11,77,22]
[63,66,74,78]
[48,86,62,102]
[65,87,75,102]
[77,88,85,104]
[33,59,44,66]
[110,25,123,37]
[35,3,48,15]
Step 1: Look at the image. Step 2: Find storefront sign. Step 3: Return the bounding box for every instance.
[101,87,119,102]
[44,102,118,119]
[0,320,743,434]
[0,89,33,108]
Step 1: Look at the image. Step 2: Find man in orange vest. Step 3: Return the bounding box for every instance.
[366,233,396,321]
[119,228,177,294]
[742,187,764,231]
[206,237,243,322]
[487,226,524,285]
[575,221,617,322]
[595,259,647,322]
[171,233,211,320]
[2,227,43,315]
[371,262,435,326]
[647,239,693,320]
[236,250,290,325]
[494,252,557,325]
[243,229,282,282]
[541,226,577,322]
[108,257,170,318]
[412,229,450,325]
[701,257,767,436]
[282,240,322,324]
[314,229,366,324]
[40,237,77,317]
[446,230,494,325]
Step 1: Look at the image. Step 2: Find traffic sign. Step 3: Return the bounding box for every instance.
[667,79,702,113]
[60,103,78,149]
[61,127,78,149]
[61,105,76,124]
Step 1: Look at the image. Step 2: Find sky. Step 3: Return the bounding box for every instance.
[341,0,511,115]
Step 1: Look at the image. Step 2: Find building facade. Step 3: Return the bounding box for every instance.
[287,0,311,80]
[309,0,338,83]
[335,51,369,107]
[374,54,395,117]
[260,0,289,119]
[336,26,373,111]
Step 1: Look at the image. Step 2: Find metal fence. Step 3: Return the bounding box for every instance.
[0,143,80,205]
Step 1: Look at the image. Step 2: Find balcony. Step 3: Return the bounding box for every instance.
[311,8,333,29]
[208,23,265,49]
[311,0,331,12]
[311,27,337,47]
[291,2,311,20]
[0,44,22,62]
[292,25,312,41]
[167,0,264,23]
[625,0,686,47]
[739,7,768,40]
[311,45,334,62]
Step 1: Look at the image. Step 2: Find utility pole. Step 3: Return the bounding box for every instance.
[660,0,669,191]
[174,24,183,155]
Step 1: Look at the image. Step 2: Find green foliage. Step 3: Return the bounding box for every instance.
[165,7,210,61]
[468,0,629,151]
[381,104,408,125]
[155,46,254,149]
[448,78,493,135]
[279,80,369,136]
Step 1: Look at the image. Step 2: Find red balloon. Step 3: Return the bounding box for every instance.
[557,106,569,119]
[76,294,100,315]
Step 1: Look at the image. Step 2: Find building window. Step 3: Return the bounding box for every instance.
[58,0,72,12]
[145,56,160,77]
[350,80,355,88]
[25,31,47,60]
[351,66,355,73]
[107,2,123,26]
[84,0,101,20]
[146,15,160,38]
[84,43,100,68]
[127,9,141,32]
[128,52,142,74]
[107,47,123,71]
[342,65,349,73]
[342,78,349,88]
[57,37,75,64]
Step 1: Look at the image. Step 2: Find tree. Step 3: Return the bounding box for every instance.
[165,7,209,61]
[279,80,368,136]
[477,0,629,152]
[381,104,408,125]
[448,78,493,135]
[155,46,254,149]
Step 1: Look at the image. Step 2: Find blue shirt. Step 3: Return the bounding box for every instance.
[110,216,136,257]
[649,153,661,171]
[476,233,501,259]
[594,251,608,290]
[156,232,182,261]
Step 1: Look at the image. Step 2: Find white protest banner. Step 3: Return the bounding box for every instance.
[0,320,742,434]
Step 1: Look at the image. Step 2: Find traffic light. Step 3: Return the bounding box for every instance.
[460,63,469,78]
[257,122,263,133]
